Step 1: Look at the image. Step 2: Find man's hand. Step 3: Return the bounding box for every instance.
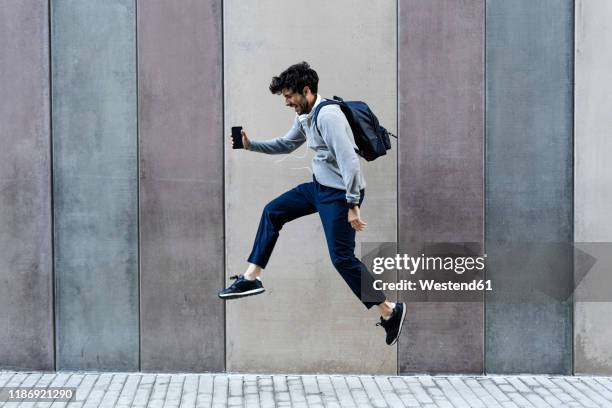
[229,129,251,150]
[348,206,367,231]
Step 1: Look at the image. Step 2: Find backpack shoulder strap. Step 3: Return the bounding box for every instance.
[312,98,343,135]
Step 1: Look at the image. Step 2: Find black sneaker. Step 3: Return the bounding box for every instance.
[218,274,265,299]
[375,302,407,345]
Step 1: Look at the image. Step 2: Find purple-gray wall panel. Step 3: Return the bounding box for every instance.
[0,1,53,371]
[398,0,485,374]
[138,0,225,372]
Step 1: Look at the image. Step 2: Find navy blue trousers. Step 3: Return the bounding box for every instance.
[247,174,386,309]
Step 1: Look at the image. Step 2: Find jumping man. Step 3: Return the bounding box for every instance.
[218,61,407,346]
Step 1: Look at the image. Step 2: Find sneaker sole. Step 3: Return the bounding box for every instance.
[218,288,265,300]
[389,302,407,346]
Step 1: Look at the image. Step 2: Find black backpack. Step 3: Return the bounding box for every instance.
[312,96,397,162]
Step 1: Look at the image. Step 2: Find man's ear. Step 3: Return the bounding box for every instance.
[302,85,312,97]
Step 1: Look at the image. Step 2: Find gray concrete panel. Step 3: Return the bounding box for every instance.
[0,1,53,370]
[398,0,485,374]
[224,0,397,374]
[138,0,225,372]
[52,0,139,370]
[574,0,612,375]
[485,0,573,374]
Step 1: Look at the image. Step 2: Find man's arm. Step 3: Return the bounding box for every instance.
[318,109,363,204]
[248,116,306,154]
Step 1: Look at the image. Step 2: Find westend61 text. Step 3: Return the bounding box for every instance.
[373,279,492,291]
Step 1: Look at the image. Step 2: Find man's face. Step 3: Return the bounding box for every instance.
[282,87,312,115]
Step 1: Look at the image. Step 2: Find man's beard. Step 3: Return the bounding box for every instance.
[298,100,309,114]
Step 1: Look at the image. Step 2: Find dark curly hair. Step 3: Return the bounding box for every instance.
[269,61,319,95]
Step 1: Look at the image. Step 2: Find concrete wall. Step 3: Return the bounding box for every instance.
[485,0,574,374]
[3,0,612,376]
[224,0,397,374]
[574,0,612,375]
[138,0,225,372]
[0,1,53,371]
[52,0,139,371]
[398,0,485,374]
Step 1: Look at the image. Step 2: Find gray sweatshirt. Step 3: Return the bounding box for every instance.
[248,94,366,204]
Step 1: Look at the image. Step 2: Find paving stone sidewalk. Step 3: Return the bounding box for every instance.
[1,370,612,408]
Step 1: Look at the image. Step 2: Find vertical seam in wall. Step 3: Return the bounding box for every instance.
[221,0,227,373]
[396,0,400,374]
[571,0,576,376]
[483,0,487,376]
[48,0,56,372]
[135,0,141,372]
